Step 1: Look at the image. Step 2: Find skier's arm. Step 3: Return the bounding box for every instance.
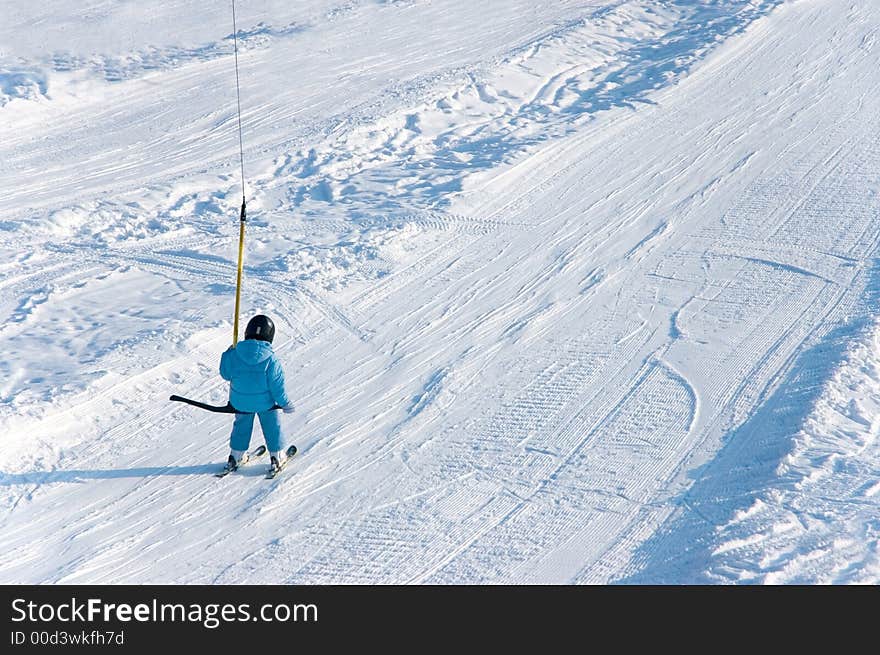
[268,357,292,408]
[219,347,235,381]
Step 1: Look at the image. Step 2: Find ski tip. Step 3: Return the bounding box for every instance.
[287,445,297,457]
[254,445,267,456]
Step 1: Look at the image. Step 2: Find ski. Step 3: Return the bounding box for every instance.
[215,445,267,478]
[266,445,298,480]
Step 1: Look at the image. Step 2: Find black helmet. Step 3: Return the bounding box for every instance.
[244,314,275,343]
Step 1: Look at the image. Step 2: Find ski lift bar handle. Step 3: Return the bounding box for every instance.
[169,394,281,414]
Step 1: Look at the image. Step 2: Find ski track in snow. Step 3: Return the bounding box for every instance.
[2,0,880,584]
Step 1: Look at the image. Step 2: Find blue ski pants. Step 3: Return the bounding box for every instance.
[230,409,283,453]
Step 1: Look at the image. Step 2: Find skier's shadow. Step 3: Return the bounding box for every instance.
[0,464,266,485]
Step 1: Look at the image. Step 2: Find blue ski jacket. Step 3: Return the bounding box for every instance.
[219,339,291,413]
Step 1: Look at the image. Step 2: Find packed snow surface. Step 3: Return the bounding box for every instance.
[1,0,879,583]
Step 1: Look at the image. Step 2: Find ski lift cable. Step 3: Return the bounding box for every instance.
[231,0,247,346]
[167,1,264,412]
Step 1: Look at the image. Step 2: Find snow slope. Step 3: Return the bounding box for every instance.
[1,0,879,583]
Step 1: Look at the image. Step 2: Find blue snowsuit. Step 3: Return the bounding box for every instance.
[219,339,291,453]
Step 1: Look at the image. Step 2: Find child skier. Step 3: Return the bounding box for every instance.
[219,314,295,474]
